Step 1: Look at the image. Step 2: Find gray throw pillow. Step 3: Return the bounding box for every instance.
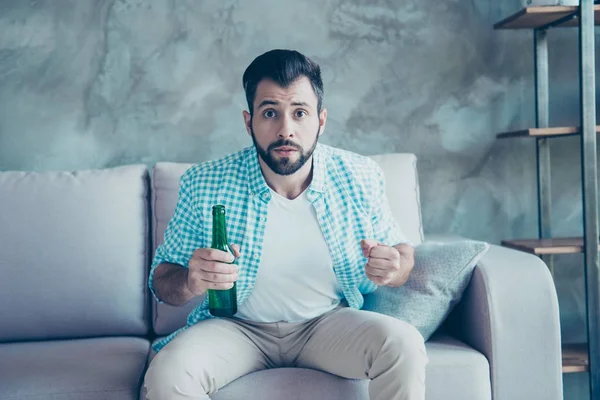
[362,240,490,341]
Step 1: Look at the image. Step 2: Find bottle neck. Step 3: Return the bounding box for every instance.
[212,211,228,248]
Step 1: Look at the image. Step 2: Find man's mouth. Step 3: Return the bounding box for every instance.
[273,146,298,155]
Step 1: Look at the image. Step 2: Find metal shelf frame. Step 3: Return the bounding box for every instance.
[496,0,598,395]
[533,0,599,395]
[579,0,599,394]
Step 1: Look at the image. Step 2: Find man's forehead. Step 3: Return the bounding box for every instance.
[254,77,317,107]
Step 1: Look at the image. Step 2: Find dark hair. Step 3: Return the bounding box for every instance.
[242,49,324,116]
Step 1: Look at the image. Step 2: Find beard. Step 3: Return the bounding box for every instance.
[251,126,320,176]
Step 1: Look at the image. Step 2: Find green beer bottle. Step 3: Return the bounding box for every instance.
[208,205,237,317]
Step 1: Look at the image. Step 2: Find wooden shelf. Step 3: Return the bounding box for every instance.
[496,126,600,139]
[494,5,600,30]
[501,237,590,255]
[563,343,589,374]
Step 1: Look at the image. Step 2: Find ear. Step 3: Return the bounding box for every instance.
[318,108,327,136]
[243,110,252,136]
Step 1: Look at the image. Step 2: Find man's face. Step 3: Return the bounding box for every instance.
[243,77,327,176]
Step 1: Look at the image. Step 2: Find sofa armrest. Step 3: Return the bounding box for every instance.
[426,234,563,400]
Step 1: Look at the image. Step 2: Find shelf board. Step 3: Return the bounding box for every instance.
[496,126,600,139]
[563,343,588,374]
[494,5,600,30]
[501,237,592,255]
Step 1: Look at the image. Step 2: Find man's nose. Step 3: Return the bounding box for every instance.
[278,115,294,138]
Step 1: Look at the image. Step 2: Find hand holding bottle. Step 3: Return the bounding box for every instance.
[186,244,241,296]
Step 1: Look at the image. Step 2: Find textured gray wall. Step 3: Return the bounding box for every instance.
[0,0,598,397]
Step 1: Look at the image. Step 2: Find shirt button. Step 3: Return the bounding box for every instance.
[254,253,260,259]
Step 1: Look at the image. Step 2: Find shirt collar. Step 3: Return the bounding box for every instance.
[307,143,327,193]
[244,146,271,197]
[243,143,328,197]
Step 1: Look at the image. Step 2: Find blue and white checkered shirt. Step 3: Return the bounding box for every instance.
[149,143,407,352]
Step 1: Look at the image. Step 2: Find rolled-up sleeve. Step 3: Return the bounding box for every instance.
[148,174,203,303]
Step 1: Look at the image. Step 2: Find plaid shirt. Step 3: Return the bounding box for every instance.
[149,143,407,352]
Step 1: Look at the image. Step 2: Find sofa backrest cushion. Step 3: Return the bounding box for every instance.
[151,162,205,336]
[151,153,423,336]
[369,153,424,245]
[0,165,150,342]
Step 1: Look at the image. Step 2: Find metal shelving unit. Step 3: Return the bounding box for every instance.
[494,1,599,396]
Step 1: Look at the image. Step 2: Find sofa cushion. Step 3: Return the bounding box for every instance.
[150,154,423,336]
[207,335,490,400]
[362,240,489,341]
[151,162,206,336]
[0,337,150,400]
[424,335,491,400]
[0,165,150,341]
[213,368,367,400]
[369,153,423,245]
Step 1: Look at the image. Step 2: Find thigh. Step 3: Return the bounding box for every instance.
[144,318,270,399]
[294,308,426,379]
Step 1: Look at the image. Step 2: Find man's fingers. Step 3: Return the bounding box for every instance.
[206,282,235,290]
[189,258,238,274]
[365,258,389,270]
[360,239,379,257]
[201,261,238,274]
[201,272,239,284]
[360,239,379,250]
[368,245,400,261]
[230,244,241,258]
[366,271,389,286]
[194,248,236,263]
[187,267,237,294]
[365,264,390,277]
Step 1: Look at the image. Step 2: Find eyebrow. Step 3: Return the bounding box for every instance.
[256,100,312,109]
[257,100,278,109]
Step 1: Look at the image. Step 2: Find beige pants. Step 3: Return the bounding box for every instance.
[144,307,428,400]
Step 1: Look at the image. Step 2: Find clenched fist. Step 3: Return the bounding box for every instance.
[361,239,402,286]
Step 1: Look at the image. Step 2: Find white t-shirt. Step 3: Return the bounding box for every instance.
[235,188,343,323]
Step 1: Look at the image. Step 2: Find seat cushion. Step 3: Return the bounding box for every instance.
[0,165,150,341]
[0,337,150,400]
[212,368,367,400]
[424,335,491,400]
[148,334,489,400]
[150,154,424,336]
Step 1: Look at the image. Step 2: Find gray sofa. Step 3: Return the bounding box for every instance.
[0,153,563,400]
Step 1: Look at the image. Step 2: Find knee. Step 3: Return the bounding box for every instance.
[370,318,428,366]
[144,347,212,399]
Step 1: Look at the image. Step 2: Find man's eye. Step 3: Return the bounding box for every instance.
[296,110,307,118]
[263,110,276,118]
